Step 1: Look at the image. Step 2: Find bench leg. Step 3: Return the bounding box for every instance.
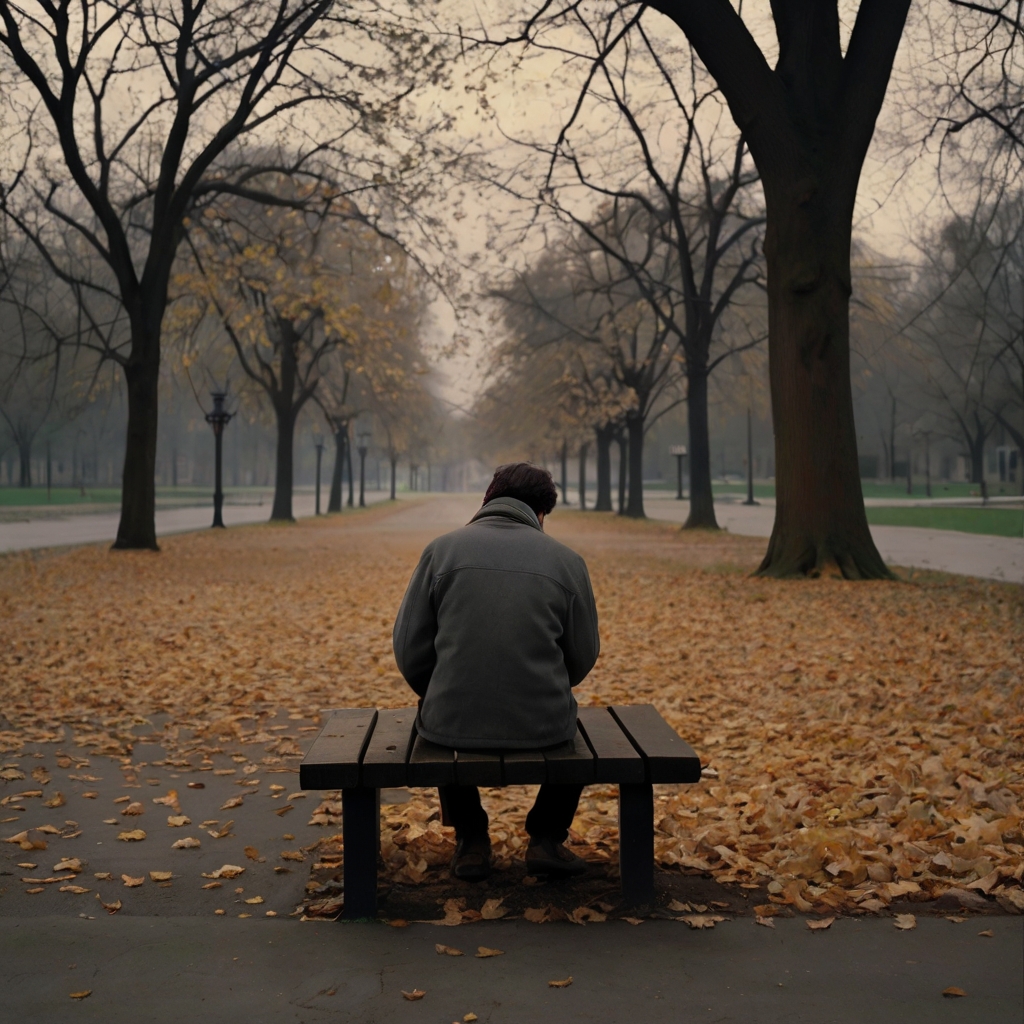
[618,782,654,907]
[341,787,379,920]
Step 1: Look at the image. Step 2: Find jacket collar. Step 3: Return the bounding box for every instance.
[469,496,542,531]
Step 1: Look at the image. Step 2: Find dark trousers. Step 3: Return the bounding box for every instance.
[440,784,584,844]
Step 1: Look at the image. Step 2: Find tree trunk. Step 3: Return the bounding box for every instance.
[113,358,160,549]
[390,456,397,500]
[18,437,31,488]
[328,425,345,513]
[684,367,718,529]
[756,178,888,578]
[616,433,627,514]
[270,404,297,521]
[594,424,614,511]
[578,442,588,510]
[560,439,569,504]
[346,436,355,507]
[625,412,645,518]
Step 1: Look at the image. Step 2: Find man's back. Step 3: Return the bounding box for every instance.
[393,496,599,749]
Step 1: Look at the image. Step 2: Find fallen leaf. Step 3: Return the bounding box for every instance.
[894,914,917,931]
[946,916,967,923]
[387,918,408,927]
[122,875,144,887]
[59,885,91,894]
[274,804,295,817]
[807,917,835,931]
[244,896,264,905]
[0,768,25,781]
[435,944,463,956]
[153,790,181,812]
[221,796,243,810]
[753,904,778,918]
[480,897,507,920]
[942,987,967,998]
[149,871,172,882]
[464,1015,478,1022]
[93,872,112,880]
[279,850,304,862]
[97,896,122,914]
[117,830,146,842]
[103,819,117,825]
[755,915,776,928]
[81,792,98,799]
[53,858,83,873]
[25,887,44,894]
[475,947,504,958]
[69,991,91,1000]
[214,909,226,915]
[244,846,260,861]
[121,802,144,816]
[187,782,205,789]
[548,977,573,988]
[680,915,724,930]
[202,864,244,879]
[3,829,47,851]
[401,989,426,1001]
[43,792,65,808]
[667,899,692,913]
[16,862,36,869]
[201,881,222,889]
[977,929,994,937]
[524,906,552,923]
[208,821,234,839]
[172,837,201,849]
[568,906,607,924]
[166,815,190,827]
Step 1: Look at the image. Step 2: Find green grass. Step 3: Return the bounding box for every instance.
[705,480,1017,500]
[865,505,1024,537]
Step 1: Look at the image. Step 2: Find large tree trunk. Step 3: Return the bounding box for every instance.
[594,424,614,511]
[390,456,397,500]
[346,437,355,507]
[684,367,718,529]
[616,433,627,513]
[113,357,160,549]
[17,437,31,487]
[560,439,569,504]
[625,412,645,518]
[328,425,345,513]
[578,442,588,510]
[756,179,888,578]
[270,404,297,521]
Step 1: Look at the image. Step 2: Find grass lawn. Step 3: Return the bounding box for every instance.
[0,485,272,507]
[866,504,1024,537]
[705,480,1020,501]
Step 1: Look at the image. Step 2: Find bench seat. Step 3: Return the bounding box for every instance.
[299,704,701,918]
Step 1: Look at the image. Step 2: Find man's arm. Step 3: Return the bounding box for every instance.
[561,559,600,687]
[392,546,438,697]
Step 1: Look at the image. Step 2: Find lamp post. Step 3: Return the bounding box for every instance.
[357,430,371,508]
[670,445,687,500]
[205,391,234,528]
[313,433,324,515]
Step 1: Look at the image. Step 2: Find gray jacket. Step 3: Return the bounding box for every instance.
[392,497,600,749]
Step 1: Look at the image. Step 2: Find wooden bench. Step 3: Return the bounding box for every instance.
[299,703,701,919]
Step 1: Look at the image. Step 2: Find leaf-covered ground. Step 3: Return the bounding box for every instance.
[2,499,1022,919]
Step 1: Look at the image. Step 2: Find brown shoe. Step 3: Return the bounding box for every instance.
[526,837,587,877]
[452,836,492,881]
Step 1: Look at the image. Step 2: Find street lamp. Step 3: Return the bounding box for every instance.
[313,432,325,515]
[205,391,234,528]
[670,445,687,500]
[357,430,371,508]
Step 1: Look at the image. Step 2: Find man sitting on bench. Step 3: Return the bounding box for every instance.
[393,462,601,882]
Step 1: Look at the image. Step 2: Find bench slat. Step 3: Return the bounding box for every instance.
[455,749,503,786]
[610,705,702,783]
[501,748,548,785]
[577,706,645,783]
[360,707,417,788]
[543,725,595,784]
[407,735,456,786]
[299,708,378,790]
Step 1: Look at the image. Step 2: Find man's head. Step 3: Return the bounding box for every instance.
[483,462,558,518]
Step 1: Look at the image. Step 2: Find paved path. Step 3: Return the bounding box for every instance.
[1,915,1019,1023]
[643,494,1024,584]
[0,491,392,553]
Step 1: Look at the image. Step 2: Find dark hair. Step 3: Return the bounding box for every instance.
[483,462,558,516]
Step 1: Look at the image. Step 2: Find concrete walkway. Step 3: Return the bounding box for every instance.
[0,491,392,553]
[643,493,1024,584]
[1,915,1019,1023]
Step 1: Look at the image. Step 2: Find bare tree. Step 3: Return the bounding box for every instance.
[0,0,445,547]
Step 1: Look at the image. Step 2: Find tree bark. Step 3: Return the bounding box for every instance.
[390,456,397,500]
[346,437,355,507]
[328,424,346,513]
[270,404,297,521]
[684,366,719,529]
[617,432,627,514]
[113,357,160,549]
[17,437,31,487]
[560,439,569,504]
[594,424,614,511]
[625,412,645,518]
[578,442,588,509]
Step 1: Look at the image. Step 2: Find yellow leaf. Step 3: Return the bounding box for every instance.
[401,989,426,1001]
[117,830,146,842]
[121,875,144,888]
[548,977,573,988]
[244,896,264,905]
[149,871,172,882]
[893,914,917,931]
[475,947,504,958]
[807,917,835,931]
[172,837,201,849]
[59,885,91,894]
[69,991,91,1000]
[480,897,507,920]
[434,944,463,956]
[942,987,967,998]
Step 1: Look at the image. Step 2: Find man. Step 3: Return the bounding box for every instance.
[393,462,600,881]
